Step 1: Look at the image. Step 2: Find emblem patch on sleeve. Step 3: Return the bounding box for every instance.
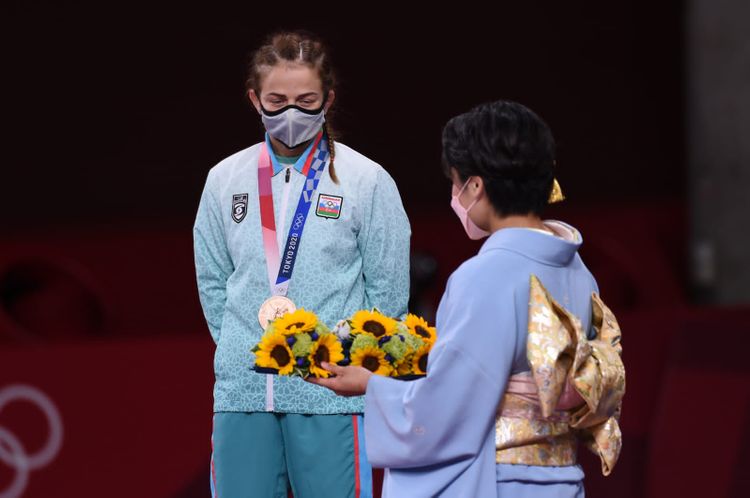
[231,193,248,223]
[316,194,343,219]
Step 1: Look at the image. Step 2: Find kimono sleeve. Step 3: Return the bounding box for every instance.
[364,270,518,469]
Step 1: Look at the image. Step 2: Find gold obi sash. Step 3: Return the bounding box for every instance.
[495,372,579,466]
[495,275,626,476]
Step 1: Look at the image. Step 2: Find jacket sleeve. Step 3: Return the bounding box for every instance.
[193,170,234,343]
[357,167,411,317]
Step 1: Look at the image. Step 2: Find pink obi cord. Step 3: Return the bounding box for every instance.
[500,372,585,422]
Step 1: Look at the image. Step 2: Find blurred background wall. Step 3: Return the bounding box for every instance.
[1,1,748,497]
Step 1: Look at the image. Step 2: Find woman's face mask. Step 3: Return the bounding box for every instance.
[450,178,490,240]
[261,102,326,149]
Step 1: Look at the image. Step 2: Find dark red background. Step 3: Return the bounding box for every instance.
[3,2,748,497]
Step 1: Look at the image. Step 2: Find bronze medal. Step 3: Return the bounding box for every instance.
[258,295,297,330]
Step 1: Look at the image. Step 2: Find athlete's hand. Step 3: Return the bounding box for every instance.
[306,362,372,397]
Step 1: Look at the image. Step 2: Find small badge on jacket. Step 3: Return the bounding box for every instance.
[232,193,248,223]
[316,194,343,219]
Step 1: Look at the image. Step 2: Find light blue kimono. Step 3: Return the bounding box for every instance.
[365,224,597,497]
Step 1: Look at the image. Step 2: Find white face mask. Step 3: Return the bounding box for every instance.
[261,103,326,149]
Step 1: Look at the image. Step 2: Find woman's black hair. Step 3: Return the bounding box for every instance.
[441,100,556,217]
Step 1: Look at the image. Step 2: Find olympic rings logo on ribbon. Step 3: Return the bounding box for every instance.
[292,213,305,231]
[0,385,64,498]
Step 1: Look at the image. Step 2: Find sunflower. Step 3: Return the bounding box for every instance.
[254,331,295,375]
[395,355,414,376]
[308,334,345,378]
[350,310,397,339]
[274,308,318,335]
[404,314,437,345]
[411,345,431,375]
[350,346,393,376]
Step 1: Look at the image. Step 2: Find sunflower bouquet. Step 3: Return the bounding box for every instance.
[252,308,344,378]
[333,310,437,379]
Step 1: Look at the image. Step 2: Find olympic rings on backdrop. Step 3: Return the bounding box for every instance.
[0,385,63,498]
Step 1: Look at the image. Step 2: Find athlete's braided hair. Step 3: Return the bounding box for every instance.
[247,31,339,184]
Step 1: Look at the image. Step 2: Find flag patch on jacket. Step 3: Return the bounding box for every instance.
[316,194,343,219]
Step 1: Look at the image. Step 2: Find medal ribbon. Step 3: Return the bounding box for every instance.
[257,131,328,296]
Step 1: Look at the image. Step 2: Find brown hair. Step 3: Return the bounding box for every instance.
[246,31,339,183]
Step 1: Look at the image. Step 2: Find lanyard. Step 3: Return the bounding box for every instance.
[257,131,329,296]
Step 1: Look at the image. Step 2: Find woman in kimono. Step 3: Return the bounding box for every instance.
[311,100,624,497]
[193,31,410,497]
